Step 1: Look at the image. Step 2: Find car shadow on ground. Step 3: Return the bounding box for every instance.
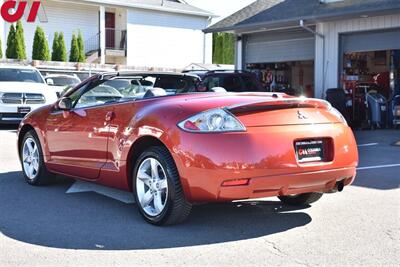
[0,171,312,250]
[0,124,18,132]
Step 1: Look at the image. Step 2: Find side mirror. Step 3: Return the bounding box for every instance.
[57,97,73,111]
[46,78,54,86]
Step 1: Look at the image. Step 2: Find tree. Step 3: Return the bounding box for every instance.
[6,24,16,59]
[32,26,50,61]
[77,31,85,62]
[212,33,235,65]
[57,32,68,61]
[69,33,79,62]
[15,21,26,60]
[52,32,67,62]
[51,32,59,61]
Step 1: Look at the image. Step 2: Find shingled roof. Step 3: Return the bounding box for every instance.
[205,0,400,33]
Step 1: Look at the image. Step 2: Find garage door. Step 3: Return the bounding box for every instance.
[244,29,315,64]
[341,28,400,53]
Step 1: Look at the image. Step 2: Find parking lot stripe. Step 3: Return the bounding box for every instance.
[357,164,400,171]
[357,143,379,147]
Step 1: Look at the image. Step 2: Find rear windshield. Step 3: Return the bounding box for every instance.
[0,68,44,83]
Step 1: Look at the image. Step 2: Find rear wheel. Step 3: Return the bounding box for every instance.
[132,146,192,225]
[20,130,55,185]
[278,192,323,206]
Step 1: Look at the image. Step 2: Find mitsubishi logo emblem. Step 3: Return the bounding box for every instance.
[297,110,308,120]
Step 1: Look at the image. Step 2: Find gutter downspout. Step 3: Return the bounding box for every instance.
[299,20,326,99]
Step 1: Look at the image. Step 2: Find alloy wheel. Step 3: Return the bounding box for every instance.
[136,158,169,217]
[22,138,40,180]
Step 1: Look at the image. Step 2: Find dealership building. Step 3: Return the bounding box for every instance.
[205,0,400,102]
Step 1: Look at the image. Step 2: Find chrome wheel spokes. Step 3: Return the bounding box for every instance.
[22,138,40,180]
[136,158,168,216]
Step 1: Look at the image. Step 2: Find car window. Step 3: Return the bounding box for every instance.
[0,68,44,83]
[241,75,262,91]
[48,77,80,86]
[71,75,200,108]
[74,81,123,109]
[221,76,243,92]
[202,77,222,90]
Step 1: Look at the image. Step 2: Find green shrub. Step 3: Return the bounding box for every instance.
[6,24,16,59]
[32,26,50,61]
[77,31,85,62]
[69,33,79,62]
[212,32,235,65]
[51,32,59,61]
[15,21,27,60]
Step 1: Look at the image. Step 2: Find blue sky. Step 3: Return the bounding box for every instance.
[184,0,256,24]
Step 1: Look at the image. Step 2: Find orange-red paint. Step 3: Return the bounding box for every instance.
[18,92,358,203]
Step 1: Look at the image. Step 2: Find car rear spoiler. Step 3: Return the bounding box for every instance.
[226,98,330,115]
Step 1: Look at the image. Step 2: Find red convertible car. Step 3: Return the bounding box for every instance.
[17,72,358,225]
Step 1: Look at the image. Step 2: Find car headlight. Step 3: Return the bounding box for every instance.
[178,108,246,133]
[0,92,3,103]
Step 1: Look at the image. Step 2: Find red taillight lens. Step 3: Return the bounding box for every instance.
[221,178,250,187]
[183,120,200,131]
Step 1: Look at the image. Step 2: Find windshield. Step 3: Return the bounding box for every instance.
[101,75,199,99]
[48,77,80,86]
[0,68,44,83]
[69,74,200,108]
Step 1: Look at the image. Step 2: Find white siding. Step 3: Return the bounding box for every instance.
[315,14,400,98]
[4,0,99,60]
[127,8,210,69]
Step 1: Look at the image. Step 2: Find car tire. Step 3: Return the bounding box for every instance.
[132,146,192,226]
[20,130,55,186]
[278,192,323,206]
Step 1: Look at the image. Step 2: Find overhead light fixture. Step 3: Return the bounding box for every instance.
[360,15,369,18]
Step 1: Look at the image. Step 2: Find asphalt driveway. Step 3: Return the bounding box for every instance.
[0,125,399,266]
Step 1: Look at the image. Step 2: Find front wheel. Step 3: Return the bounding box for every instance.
[132,146,192,225]
[20,130,55,185]
[278,192,323,206]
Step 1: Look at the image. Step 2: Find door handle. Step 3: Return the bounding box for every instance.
[105,111,115,122]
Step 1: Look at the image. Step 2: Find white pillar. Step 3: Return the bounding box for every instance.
[203,33,212,64]
[99,5,106,64]
[314,23,325,99]
[235,36,243,70]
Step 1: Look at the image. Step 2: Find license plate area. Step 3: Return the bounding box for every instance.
[295,139,332,163]
[18,107,31,114]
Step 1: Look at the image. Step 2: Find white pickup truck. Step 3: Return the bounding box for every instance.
[0,65,58,124]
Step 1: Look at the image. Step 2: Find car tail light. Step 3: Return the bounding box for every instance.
[221,178,250,187]
[178,108,246,133]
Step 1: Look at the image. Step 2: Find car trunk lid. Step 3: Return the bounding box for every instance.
[226,98,341,127]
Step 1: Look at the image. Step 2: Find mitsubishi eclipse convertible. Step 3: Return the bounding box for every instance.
[17,72,358,225]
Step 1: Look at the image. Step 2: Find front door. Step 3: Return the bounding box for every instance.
[105,12,115,49]
[45,81,115,180]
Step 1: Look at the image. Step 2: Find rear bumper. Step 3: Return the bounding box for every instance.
[171,123,358,202]
[218,167,356,201]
